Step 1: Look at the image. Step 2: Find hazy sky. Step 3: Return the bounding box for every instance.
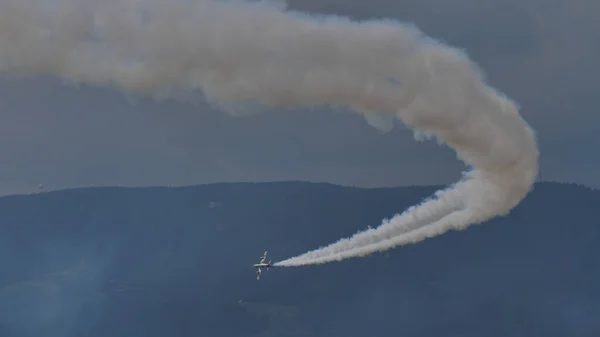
[0,0,598,195]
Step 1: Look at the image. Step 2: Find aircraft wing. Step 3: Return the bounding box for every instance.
[260,251,268,263]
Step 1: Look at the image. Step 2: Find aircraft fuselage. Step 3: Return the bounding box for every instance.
[253,263,272,268]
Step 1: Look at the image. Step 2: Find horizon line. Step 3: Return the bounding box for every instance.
[1,180,595,198]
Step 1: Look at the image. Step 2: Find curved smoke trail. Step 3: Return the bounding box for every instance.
[0,0,538,265]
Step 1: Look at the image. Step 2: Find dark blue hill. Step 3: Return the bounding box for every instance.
[0,182,597,337]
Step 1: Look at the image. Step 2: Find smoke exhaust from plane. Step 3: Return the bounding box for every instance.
[0,0,538,265]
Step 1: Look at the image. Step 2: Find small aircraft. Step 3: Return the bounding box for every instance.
[253,251,274,280]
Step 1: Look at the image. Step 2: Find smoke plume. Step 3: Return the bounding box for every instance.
[0,0,538,266]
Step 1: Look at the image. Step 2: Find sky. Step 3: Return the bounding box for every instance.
[0,0,598,195]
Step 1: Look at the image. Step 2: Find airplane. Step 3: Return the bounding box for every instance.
[253,251,274,280]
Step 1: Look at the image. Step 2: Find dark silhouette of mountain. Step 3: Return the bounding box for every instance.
[0,182,598,337]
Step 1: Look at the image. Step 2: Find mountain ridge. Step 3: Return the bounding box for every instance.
[4,180,596,198]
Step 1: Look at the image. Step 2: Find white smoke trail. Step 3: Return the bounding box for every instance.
[0,0,538,265]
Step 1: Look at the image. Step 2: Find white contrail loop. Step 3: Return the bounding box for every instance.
[0,0,539,266]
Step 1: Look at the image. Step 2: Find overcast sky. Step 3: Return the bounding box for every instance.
[0,0,598,195]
